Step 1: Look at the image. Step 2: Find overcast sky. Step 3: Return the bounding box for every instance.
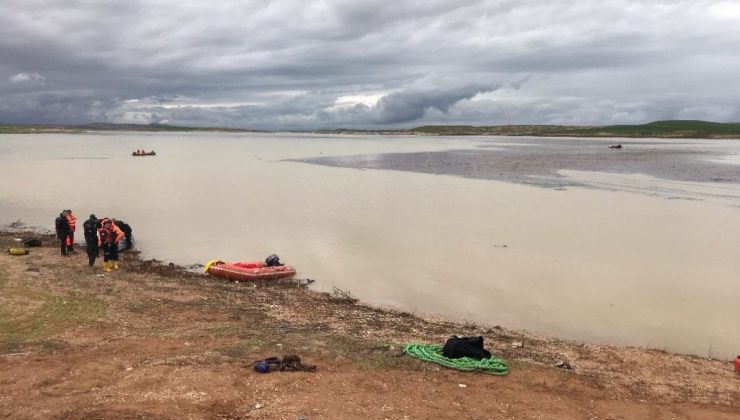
[2,1,740,129]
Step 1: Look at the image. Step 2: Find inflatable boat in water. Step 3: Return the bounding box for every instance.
[204,260,296,281]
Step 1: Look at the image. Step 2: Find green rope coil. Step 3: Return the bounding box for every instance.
[404,343,508,376]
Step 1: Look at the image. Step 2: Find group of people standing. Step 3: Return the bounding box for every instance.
[55,210,133,272]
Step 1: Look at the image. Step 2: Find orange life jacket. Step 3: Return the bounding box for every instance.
[111,223,124,243]
[66,213,77,232]
[98,224,112,246]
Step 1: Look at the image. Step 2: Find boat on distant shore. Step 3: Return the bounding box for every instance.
[132,150,156,156]
[204,259,296,282]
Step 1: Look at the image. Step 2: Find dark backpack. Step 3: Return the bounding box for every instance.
[23,238,42,247]
[265,254,283,267]
[442,336,491,360]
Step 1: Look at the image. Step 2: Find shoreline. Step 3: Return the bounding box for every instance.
[5,223,735,362]
[1,229,739,417]
[4,120,740,139]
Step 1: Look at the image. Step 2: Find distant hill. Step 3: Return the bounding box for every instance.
[411,120,740,138]
[0,123,255,134]
[2,120,740,138]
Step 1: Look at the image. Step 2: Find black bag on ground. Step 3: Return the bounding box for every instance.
[442,336,491,360]
[23,238,42,247]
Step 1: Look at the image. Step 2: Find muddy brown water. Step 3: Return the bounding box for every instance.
[1,132,739,358]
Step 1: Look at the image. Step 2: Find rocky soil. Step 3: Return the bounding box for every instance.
[1,232,739,419]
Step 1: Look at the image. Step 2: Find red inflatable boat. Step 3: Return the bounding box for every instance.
[132,150,156,156]
[204,260,296,281]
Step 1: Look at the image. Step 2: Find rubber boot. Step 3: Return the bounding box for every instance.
[113,260,120,270]
[102,261,112,272]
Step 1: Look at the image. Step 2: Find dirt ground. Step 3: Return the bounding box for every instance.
[1,232,739,419]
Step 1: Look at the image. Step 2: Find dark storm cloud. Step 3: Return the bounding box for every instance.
[370,83,499,124]
[1,0,739,128]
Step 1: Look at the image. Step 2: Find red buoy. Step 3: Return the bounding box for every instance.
[735,356,740,373]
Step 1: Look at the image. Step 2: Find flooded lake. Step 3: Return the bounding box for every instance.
[2,132,740,358]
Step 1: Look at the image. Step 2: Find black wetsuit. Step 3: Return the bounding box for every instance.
[83,217,99,266]
[54,214,70,256]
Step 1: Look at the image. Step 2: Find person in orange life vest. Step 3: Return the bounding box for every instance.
[98,219,116,272]
[111,218,133,251]
[109,220,124,269]
[64,209,77,252]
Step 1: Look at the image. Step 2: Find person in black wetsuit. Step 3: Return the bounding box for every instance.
[83,214,100,267]
[54,212,70,256]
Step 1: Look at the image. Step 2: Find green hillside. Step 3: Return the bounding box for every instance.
[576,120,740,137]
[412,120,740,138]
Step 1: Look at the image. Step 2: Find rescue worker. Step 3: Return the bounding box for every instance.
[109,219,125,269]
[98,219,111,271]
[54,212,70,256]
[64,209,77,252]
[112,218,133,250]
[83,214,99,267]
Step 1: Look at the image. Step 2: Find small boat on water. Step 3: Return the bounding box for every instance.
[204,259,296,282]
[132,150,156,156]
[608,144,622,149]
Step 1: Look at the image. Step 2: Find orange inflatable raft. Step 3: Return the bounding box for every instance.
[204,260,296,281]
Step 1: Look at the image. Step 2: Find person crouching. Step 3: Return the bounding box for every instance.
[98,219,115,272]
[112,218,133,251]
[109,219,125,269]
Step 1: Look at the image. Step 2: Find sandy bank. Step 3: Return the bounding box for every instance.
[1,231,738,419]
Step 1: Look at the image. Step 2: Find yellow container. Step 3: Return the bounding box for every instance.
[6,247,29,256]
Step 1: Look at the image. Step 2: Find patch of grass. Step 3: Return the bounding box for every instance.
[0,338,68,354]
[587,120,740,137]
[0,285,106,352]
[328,287,359,304]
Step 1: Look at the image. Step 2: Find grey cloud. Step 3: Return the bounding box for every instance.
[1,0,739,128]
[0,90,123,124]
[370,84,499,124]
